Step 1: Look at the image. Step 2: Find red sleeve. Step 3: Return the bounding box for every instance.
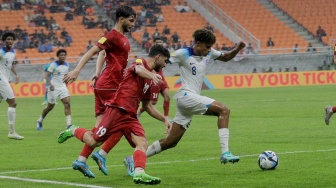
[96,32,115,50]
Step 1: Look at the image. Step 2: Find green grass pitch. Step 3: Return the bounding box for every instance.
[1,85,336,187]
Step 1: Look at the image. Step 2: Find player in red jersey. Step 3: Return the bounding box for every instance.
[58,44,171,185]
[137,37,170,118]
[62,5,136,177]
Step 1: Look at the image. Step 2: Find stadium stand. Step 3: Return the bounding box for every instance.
[272,0,335,45]
[211,0,308,49]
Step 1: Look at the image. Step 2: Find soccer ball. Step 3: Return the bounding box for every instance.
[258,150,279,170]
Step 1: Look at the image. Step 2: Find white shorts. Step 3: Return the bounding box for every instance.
[173,91,215,129]
[48,86,70,104]
[0,79,15,100]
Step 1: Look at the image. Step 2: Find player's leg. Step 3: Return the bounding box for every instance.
[324,105,334,125]
[7,98,24,140]
[130,129,161,185]
[60,96,72,128]
[37,89,56,130]
[1,82,23,140]
[205,100,239,164]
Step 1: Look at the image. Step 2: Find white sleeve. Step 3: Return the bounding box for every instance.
[169,49,186,65]
[47,62,56,73]
[210,48,222,60]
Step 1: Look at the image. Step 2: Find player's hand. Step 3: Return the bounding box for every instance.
[152,74,162,85]
[236,41,246,50]
[63,70,80,84]
[90,73,99,87]
[49,84,55,91]
[14,75,19,84]
[164,118,172,134]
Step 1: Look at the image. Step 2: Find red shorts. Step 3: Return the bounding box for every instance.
[92,107,146,148]
[94,89,116,116]
[150,80,169,102]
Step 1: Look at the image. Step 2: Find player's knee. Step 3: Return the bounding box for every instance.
[162,138,180,150]
[47,104,55,110]
[219,105,230,116]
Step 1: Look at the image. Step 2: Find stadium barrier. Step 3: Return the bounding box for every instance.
[10,70,336,98]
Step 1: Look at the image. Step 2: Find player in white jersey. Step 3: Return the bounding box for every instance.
[124,29,246,174]
[36,49,72,130]
[0,32,24,140]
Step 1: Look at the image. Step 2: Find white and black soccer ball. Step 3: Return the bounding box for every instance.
[258,150,279,170]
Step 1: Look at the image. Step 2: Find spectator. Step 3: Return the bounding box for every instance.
[157,11,164,22]
[293,43,298,53]
[85,5,94,16]
[176,40,182,49]
[15,39,26,53]
[285,67,290,72]
[86,18,97,29]
[64,34,73,46]
[84,40,93,53]
[174,1,184,12]
[278,67,282,72]
[182,1,191,12]
[171,31,179,43]
[51,20,60,30]
[293,67,297,72]
[322,60,329,70]
[267,67,273,72]
[14,25,23,37]
[38,42,47,53]
[267,37,274,47]
[152,28,160,38]
[316,26,326,43]
[252,68,257,73]
[24,13,31,23]
[22,56,31,64]
[245,43,254,54]
[162,25,170,35]
[306,42,316,52]
[214,43,220,51]
[61,28,68,39]
[204,22,214,32]
[221,43,229,51]
[28,20,36,27]
[182,41,188,48]
[65,11,74,21]
[45,40,53,52]
[144,40,152,53]
[141,29,151,49]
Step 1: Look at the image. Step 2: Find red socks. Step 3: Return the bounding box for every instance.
[133,150,146,169]
[163,101,170,116]
[101,132,123,153]
[78,127,97,158]
[332,106,336,112]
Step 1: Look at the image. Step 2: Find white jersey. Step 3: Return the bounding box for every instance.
[0,47,16,82]
[170,47,221,95]
[48,61,69,87]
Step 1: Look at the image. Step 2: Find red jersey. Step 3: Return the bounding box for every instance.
[107,58,152,117]
[95,29,130,90]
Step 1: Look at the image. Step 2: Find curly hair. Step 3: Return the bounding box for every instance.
[2,32,16,41]
[192,29,216,45]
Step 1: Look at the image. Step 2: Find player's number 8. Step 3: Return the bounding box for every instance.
[96,126,106,137]
[192,66,197,75]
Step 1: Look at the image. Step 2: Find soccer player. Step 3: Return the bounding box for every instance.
[124,29,246,175]
[324,105,336,125]
[137,36,170,119]
[58,44,171,185]
[36,49,72,130]
[0,32,24,140]
[62,5,136,178]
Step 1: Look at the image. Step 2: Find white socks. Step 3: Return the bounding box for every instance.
[99,149,108,158]
[146,140,162,157]
[8,107,16,134]
[134,167,144,175]
[66,115,72,126]
[218,128,229,154]
[77,156,87,162]
[37,116,43,123]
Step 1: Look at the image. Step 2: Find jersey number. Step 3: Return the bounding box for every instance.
[96,126,106,137]
[192,66,197,75]
[152,93,159,99]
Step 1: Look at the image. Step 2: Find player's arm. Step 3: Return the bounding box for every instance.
[142,100,171,133]
[216,41,246,62]
[45,71,53,91]
[63,45,102,84]
[91,50,106,87]
[134,65,162,85]
[11,63,19,84]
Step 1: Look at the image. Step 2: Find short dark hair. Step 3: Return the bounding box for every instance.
[153,36,162,43]
[56,49,67,56]
[2,32,16,41]
[192,29,216,45]
[148,44,170,60]
[116,5,136,21]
